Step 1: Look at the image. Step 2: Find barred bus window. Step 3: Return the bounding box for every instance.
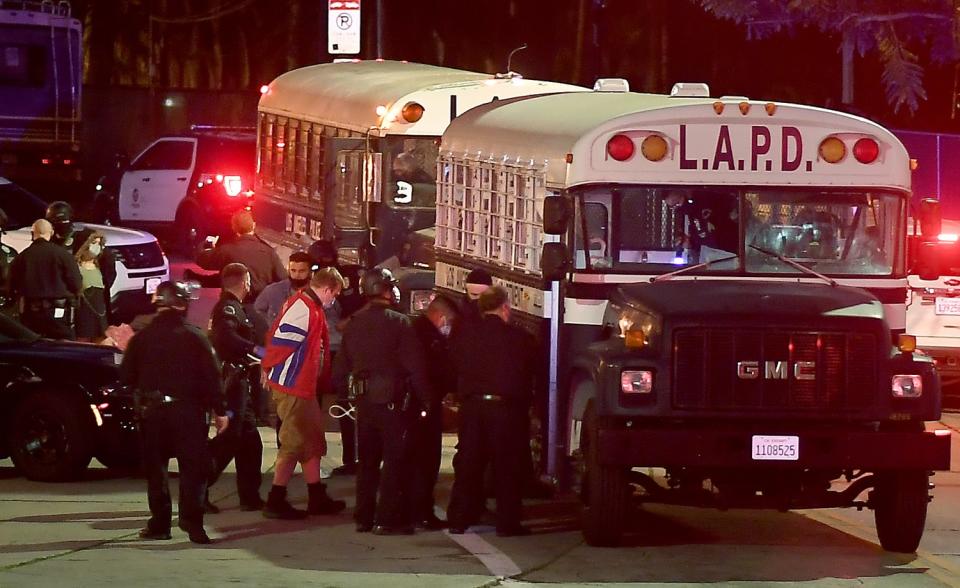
[284,120,299,195]
[274,118,287,186]
[307,124,323,201]
[296,124,309,197]
[258,114,274,188]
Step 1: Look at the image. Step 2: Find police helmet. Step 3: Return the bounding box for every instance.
[152,281,191,310]
[360,267,398,298]
[44,201,74,240]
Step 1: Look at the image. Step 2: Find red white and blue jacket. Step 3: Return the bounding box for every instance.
[262,290,329,399]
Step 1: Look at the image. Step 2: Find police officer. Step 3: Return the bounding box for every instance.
[447,285,536,537]
[206,263,265,513]
[332,268,433,535]
[9,219,82,339]
[193,210,285,302]
[45,201,119,323]
[409,295,459,529]
[120,281,227,545]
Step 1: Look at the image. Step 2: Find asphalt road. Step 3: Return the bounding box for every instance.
[0,418,958,588]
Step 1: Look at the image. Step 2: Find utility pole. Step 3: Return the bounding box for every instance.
[376,0,384,58]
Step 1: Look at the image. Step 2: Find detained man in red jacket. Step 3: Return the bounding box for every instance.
[261,267,347,519]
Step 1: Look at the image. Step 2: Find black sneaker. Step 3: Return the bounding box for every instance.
[138,528,172,540]
[177,521,213,544]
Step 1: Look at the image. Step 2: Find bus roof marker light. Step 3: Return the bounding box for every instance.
[641,134,668,162]
[713,101,724,115]
[739,102,750,115]
[606,134,634,161]
[853,137,880,164]
[259,85,270,95]
[765,103,777,116]
[401,102,425,123]
[819,136,846,163]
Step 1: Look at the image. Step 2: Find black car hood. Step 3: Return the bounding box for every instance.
[0,338,121,372]
[617,279,885,323]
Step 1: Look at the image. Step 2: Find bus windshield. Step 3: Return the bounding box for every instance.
[572,186,904,277]
[382,136,438,209]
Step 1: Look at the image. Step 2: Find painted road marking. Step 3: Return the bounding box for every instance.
[805,510,960,588]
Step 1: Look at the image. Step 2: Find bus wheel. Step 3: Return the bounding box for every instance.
[581,402,629,547]
[873,470,929,553]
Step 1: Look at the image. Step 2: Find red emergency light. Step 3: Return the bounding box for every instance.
[606,134,634,161]
[853,137,879,164]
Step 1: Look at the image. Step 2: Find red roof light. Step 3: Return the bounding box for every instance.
[853,137,879,164]
[606,134,635,162]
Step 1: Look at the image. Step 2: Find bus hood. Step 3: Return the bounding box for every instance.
[616,279,886,323]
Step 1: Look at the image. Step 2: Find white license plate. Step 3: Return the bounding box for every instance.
[145,277,162,295]
[751,435,799,461]
[935,297,960,316]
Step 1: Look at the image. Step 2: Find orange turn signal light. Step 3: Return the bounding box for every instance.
[898,334,917,353]
[641,134,668,162]
[401,102,425,123]
[819,136,846,163]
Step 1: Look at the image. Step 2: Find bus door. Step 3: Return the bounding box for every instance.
[323,137,380,264]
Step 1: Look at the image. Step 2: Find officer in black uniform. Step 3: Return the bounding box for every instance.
[206,263,265,513]
[9,219,82,339]
[192,209,285,302]
[332,268,433,535]
[447,285,537,537]
[45,201,119,323]
[409,295,459,529]
[121,281,227,545]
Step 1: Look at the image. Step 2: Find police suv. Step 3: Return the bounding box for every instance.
[1,177,169,322]
[97,125,255,254]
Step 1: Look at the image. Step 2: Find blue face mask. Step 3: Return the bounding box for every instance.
[439,324,452,338]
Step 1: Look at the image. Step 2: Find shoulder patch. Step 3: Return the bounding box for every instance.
[222,305,237,316]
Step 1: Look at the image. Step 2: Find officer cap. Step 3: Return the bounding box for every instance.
[360,267,398,298]
[465,268,493,286]
[153,281,191,310]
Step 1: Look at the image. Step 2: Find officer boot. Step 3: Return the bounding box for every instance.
[307,482,346,515]
[262,485,308,520]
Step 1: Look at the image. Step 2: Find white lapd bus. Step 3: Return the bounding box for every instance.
[254,60,584,311]
[434,84,950,551]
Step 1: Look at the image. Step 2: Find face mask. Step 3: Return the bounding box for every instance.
[439,324,452,338]
[289,277,309,289]
[322,297,336,309]
[89,244,102,256]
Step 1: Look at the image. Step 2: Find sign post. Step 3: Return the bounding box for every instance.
[328,0,361,55]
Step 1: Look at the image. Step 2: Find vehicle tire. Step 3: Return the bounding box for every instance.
[581,402,630,547]
[9,391,95,482]
[873,470,929,553]
[175,206,206,260]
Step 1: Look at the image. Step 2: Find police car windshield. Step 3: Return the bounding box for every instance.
[571,186,903,277]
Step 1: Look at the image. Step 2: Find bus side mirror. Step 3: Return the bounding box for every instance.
[917,241,940,281]
[918,198,942,239]
[540,242,570,281]
[542,196,570,235]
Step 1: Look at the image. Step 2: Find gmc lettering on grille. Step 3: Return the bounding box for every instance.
[736,361,816,381]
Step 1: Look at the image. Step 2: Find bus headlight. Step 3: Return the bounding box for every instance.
[621,370,654,395]
[892,375,922,398]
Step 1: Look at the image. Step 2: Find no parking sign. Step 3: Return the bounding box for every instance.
[329,0,361,55]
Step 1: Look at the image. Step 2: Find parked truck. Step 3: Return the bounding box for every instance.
[0,1,82,191]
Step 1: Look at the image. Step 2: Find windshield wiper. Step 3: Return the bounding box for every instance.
[652,254,739,282]
[749,244,837,287]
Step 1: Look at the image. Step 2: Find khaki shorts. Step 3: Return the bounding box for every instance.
[274,391,326,462]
